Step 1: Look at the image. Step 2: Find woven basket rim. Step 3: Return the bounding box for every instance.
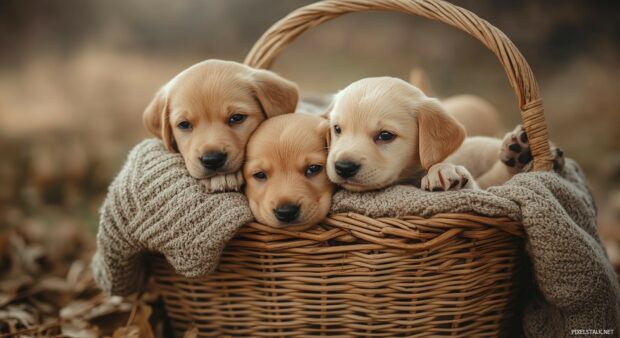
[229,212,524,253]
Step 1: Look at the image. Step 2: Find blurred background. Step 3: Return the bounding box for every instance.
[1,0,619,292]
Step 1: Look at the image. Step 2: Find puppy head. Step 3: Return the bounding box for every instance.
[143,60,298,179]
[244,114,333,229]
[326,77,465,191]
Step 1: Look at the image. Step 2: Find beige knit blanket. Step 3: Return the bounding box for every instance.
[93,139,619,336]
[331,159,620,337]
[91,139,253,295]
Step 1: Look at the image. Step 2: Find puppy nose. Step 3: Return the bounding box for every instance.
[273,204,301,223]
[335,160,361,178]
[201,151,227,170]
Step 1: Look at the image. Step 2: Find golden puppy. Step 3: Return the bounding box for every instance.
[244,114,333,228]
[325,77,476,192]
[143,59,298,192]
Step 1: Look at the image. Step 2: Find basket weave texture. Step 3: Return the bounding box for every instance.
[151,214,525,337]
[150,0,552,336]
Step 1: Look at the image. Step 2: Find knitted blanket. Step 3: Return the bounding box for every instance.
[331,159,620,337]
[91,139,253,296]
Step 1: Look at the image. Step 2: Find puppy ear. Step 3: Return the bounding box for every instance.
[251,69,299,117]
[416,98,465,170]
[143,87,176,151]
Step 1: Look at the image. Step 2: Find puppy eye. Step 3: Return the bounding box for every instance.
[229,114,247,125]
[376,131,395,142]
[304,164,323,177]
[178,121,192,130]
[253,171,267,180]
[334,125,341,135]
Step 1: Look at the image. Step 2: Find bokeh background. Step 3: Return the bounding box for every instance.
[1,0,619,285]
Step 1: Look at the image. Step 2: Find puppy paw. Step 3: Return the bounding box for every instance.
[551,146,565,172]
[500,124,533,173]
[501,124,565,173]
[422,163,478,191]
[201,171,244,193]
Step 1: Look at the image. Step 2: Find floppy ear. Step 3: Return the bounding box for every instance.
[251,69,299,117]
[143,87,176,151]
[416,98,465,170]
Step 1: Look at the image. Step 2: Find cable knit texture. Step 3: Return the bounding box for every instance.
[91,139,254,296]
[331,159,619,337]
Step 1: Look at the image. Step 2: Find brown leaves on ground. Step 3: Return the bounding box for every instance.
[0,221,165,337]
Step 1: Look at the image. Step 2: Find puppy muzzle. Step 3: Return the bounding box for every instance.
[201,151,228,170]
[334,160,361,179]
[273,204,301,224]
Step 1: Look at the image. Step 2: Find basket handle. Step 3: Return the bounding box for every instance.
[245,0,553,171]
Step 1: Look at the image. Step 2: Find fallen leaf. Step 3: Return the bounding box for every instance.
[0,304,38,327]
[60,300,93,319]
[131,302,154,338]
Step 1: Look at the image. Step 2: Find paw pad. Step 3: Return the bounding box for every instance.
[501,125,533,172]
[501,125,565,173]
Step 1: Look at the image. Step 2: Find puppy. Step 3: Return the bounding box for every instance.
[325,77,476,192]
[143,59,298,192]
[244,114,333,229]
[409,68,564,187]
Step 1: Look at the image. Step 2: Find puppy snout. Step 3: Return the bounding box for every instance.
[273,204,301,223]
[335,160,361,179]
[201,151,227,170]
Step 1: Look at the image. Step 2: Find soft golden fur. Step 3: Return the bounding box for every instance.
[143,59,298,192]
[325,77,476,192]
[244,114,333,229]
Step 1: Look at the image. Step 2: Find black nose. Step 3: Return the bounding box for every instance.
[274,204,300,223]
[201,152,227,170]
[335,160,361,178]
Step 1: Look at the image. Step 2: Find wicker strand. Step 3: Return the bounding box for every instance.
[245,0,553,171]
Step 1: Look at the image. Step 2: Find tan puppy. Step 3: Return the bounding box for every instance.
[325,77,476,192]
[143,59,298,192]
[244,114,333,228]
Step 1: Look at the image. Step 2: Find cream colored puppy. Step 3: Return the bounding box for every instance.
[143,60,298,192]
[409,68,564,187]
[244,114,333,229]
[325,77,477,192]
[327,77,565,191]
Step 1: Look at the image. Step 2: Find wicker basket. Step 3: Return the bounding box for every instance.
[149,0,554,337]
